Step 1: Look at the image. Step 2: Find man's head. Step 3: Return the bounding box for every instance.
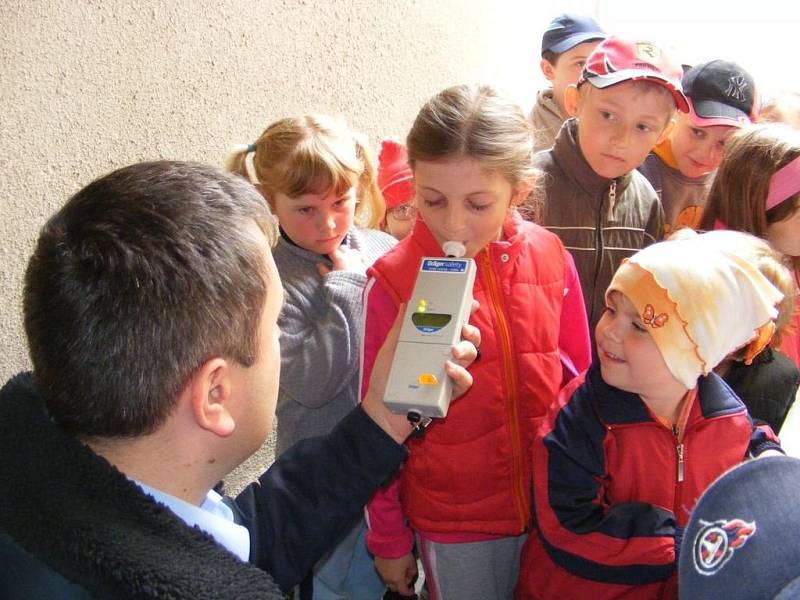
[24,161,278,451]
[669,60,758,178]
[566,37,688,179]
[539,13,606,117]
[598,231,782,396]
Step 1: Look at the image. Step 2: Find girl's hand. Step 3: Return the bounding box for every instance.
[375,553,418,596]
[316,246,366,277]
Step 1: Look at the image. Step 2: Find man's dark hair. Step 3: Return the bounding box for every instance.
[24,161,271,438]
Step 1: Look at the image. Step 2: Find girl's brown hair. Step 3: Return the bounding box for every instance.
[225,114,384,229]
[702,123,800,275]
[406,84,541,219]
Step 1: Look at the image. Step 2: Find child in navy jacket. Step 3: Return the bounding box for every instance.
[516,231,785,600]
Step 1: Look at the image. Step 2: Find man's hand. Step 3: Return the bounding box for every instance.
[375,553,418,596]
[361,301,480,444]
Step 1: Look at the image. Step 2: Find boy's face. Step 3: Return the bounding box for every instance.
[567,81,674,179]
[541,40,602,117]
[595,291,685,402]
[669,113,736,178]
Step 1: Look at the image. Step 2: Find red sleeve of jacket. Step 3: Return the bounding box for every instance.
[360,278,399,400]
[532,371,678,585]
[360,278,415,558]
[558,249,591,385]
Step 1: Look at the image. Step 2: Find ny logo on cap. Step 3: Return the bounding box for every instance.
[725,75,749,102]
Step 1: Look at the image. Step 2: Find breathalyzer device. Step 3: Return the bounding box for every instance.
[384,241,476,424]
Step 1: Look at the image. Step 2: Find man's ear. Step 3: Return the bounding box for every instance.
[656,117,676,145]
[564,85,581,117]
[188,358,236,437]
[540,58,556,82]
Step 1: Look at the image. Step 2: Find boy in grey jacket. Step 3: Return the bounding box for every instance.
[531,37,687,330]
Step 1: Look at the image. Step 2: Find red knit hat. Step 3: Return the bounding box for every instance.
[377,139,414,210]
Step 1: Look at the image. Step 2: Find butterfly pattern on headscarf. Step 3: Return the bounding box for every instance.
[643,304,669,328]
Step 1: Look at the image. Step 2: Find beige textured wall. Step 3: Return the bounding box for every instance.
[1,1,543,381]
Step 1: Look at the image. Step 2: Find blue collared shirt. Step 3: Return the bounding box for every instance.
[135,481,251,562]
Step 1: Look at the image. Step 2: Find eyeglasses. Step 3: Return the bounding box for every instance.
[387,204,417,221]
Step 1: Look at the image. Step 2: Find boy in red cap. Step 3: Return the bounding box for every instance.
[378,138,417,240]
[530,13,606,152]
[530,36,686,332]
[639,60,759,234]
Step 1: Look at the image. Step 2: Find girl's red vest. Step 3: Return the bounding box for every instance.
[368,212,566,535]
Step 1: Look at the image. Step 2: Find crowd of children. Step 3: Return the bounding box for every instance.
[7,2,800,597]
[6,10,793,600]
[214,12,800,599]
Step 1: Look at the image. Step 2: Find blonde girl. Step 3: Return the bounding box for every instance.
[360,85,592,599]
[226,114,395,599]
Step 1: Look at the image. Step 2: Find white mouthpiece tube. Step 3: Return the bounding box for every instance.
[442,241,466,258]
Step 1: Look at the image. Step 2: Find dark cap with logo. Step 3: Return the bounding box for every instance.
[682,60,758,127]
[679,455,800,599]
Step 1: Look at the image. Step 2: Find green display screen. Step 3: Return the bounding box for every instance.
[411,312,452,332]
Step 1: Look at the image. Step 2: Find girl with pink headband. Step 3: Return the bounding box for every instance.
[702,123,800,368]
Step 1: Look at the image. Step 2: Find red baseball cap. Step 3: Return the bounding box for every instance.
[377,139,414,210]
[580,36,689,113]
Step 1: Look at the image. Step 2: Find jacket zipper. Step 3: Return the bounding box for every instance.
[478,251,527,531]
[590,181,615,324]
[673,424,685,483]
[606,180,617,221]
[672,423,686,532]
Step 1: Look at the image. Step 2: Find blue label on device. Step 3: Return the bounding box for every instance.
[421,259,468,273]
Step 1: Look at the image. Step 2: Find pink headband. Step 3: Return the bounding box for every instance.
[766,156,800,211]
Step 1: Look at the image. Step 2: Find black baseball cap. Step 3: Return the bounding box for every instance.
[682,60,758,127]
[541,13,606,56]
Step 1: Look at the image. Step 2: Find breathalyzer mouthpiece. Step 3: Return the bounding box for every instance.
[442,241,466,258]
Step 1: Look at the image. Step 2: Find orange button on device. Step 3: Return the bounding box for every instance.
[418,373,438,385]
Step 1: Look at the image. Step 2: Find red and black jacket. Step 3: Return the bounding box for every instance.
[516,363,781,600]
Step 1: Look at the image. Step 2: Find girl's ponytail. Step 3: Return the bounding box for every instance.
[224,144,260,185]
